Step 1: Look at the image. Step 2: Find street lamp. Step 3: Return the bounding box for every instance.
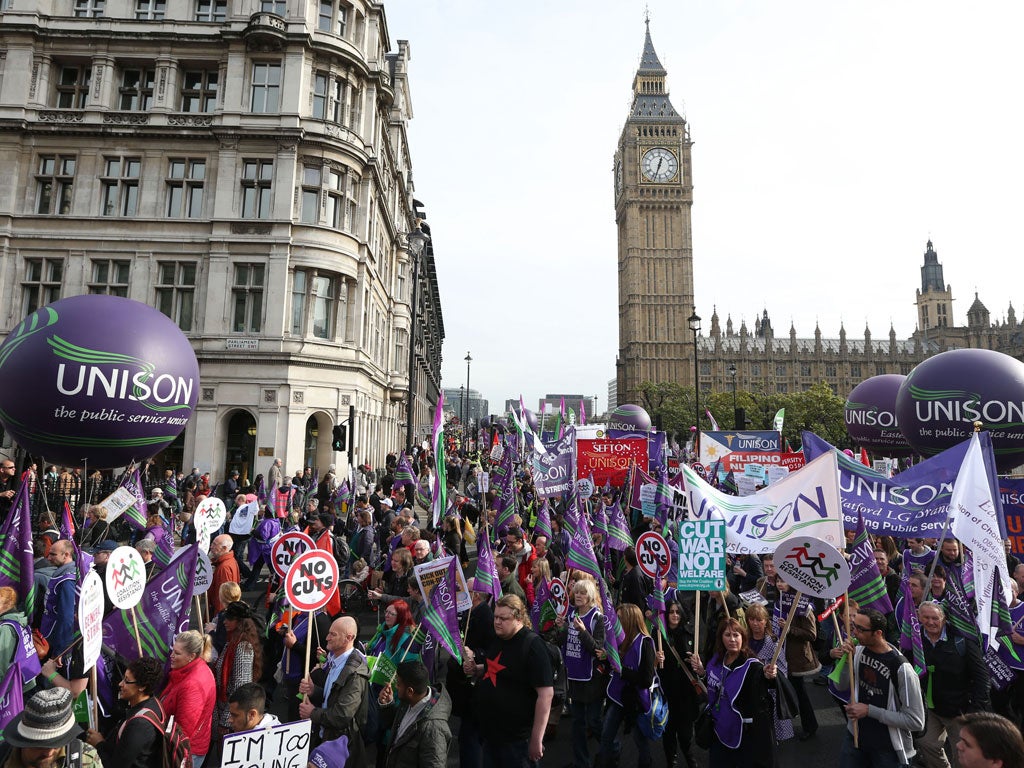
[464,351,472,452]
[404,225,429,452]
[728,363,737,428]
[688,309,702,446]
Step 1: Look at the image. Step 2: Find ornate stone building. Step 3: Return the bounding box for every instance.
[0,0,443,479]
[615,26,1022,408]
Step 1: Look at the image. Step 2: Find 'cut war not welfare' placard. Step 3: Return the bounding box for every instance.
[676,520,726,590]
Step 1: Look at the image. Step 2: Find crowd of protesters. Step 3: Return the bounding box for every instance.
[4,438,1024,768]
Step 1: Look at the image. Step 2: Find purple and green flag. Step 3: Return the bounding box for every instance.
[395,452,416,492]
[606,500,633,552]
[421,557,463,665]
[530,576,557,631]
[598,574,623,675]
[897,569,926,677]
[0,481,36,616]
[564,490,601,579]
[534,498,553,541]
[120,469,149,531]
[847,510,893,614]
[647,586,668,642]
[470,530,502,603]
[102,544,198,661]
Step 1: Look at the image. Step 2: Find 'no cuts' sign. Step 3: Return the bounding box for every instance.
[284,550,339,612]
[271,531,316,579]
[635,531,671,580]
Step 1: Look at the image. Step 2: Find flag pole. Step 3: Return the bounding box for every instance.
[843,591,858,748]
[302,609,314,702]
[130,606,143,657]
[770,591,803,666]
[90,666,99,728]
[694,590,701,654]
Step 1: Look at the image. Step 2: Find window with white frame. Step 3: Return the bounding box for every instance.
[73,0,104,16]
[312,72,328,119]
[155,261,196,332]
[35,156,76,215]
[301,166,321,224]
[89,259,130,297]
[291,269,343,340]
[316,0,346,35]
[118,68,155,111]
[135,0,165,19]
[56,65,91,108]
[250,63,281,113]
[22,258,64,316]
[101,157,141,216]
[166,159,205,218]
[181,69,218,112]
[331,78,347,124]
[232,263,265,333]
[326,169,343,228]
[194,0,225,21]
[260,0,285,13]
[240,159,273,218]
[394,328,407,370]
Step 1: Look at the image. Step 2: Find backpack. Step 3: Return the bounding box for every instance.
[332,533,350,569]
[130,699,192,768]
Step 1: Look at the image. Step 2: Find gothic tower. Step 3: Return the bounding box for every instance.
[614,22,695,407]
[915,240,954,335]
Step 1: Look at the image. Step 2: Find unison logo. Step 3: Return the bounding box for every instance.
[844,401,899,428]
[908,385,1024,427]
[50,336,194,411]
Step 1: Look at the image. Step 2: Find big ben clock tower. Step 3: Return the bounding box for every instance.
[614,21,695,407]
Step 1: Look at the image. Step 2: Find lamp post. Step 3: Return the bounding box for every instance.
[464,351,472,452]
[728,363,737,428]
[404,226,429,452]
[688,309,702,449]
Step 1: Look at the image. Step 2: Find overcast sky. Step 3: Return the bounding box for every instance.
[384,1,1023,415]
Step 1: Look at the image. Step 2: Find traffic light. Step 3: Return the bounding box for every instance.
[332,424,346,451]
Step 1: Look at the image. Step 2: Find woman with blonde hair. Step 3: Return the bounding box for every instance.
[745,602,794,743]
[160,630,216,768]
[81,505,110,547]
[556,577,606,768]
[598,603,655,767]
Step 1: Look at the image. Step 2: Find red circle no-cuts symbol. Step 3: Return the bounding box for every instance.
[284,549,339,612]
[636,531,671,580]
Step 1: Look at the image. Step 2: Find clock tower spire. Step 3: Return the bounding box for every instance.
[614,22,695,408]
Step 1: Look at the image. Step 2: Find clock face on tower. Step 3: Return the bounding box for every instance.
[641,147,678,182]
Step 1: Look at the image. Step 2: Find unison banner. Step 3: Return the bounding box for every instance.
[1002,478,1024,555]
[700,430,782,468]
[681,451,844,555]
[802,431,970,537]
[576,437,648,488]
[533,428,577,497]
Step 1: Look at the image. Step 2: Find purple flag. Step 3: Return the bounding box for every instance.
[847,511,893,614]
[897,569,926,676]
[394,452,416,492]
[629,466,655,512]
[533,499,553,542]
[0,481,36,616]
[421,557,463,665]
[102,544,198,661]
[119,469,148,531]
[564,491,600,578]
[606,500,633,552]
[0,662,23,742]
[254,475,266,505]
[579,399,587,426]
[598,575,623,674]
[532,428,576,498]
[492,450,517,533]
[470,529,502,604]
[559,397,567,438]
[60,499,76,541]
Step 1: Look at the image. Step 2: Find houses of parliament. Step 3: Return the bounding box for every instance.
[614,24,1024,408]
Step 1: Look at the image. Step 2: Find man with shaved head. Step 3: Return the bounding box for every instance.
[299,616,369,764]
[209,533,239,614]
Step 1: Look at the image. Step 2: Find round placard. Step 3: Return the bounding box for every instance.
[284,549,339,612]
[635,531,671,580]
[78,570,105,670]
[577,478,595,498]
[193,549,213,595]
[271,531,316,579]
[549,577,569,618]
[105,545,147,609]
[773,535,851,600]
[195,497,227,535]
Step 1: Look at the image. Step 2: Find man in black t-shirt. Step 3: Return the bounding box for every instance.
[837,608,925,768]
[464,594,554,767]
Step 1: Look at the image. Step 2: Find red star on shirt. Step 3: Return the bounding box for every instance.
[482,652,506,687]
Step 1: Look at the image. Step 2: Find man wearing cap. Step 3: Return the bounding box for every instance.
[146,487,170,523]
[224,470,240,501]
[2,687,99,768]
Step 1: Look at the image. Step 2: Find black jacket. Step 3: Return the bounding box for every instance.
[921,627,990,717]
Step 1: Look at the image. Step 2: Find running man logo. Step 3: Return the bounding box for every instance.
[774,535,851,600]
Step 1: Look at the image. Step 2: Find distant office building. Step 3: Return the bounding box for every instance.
[443,387,488,425]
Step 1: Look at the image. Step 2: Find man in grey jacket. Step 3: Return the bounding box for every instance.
[836,607,926,768]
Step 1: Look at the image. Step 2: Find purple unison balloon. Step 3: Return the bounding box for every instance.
[895,348,1024,472]
[0,295,200,468]
[524,408,539,433]
[844,374,912,456]
[608,403,652,438]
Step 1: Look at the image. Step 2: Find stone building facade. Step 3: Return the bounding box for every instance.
[615,26,1022,408]
[0,0,443,480]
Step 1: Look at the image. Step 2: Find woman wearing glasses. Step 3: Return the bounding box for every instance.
[84,657,165,768]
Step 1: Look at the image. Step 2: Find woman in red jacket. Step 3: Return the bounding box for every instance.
[160,630,216,768]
